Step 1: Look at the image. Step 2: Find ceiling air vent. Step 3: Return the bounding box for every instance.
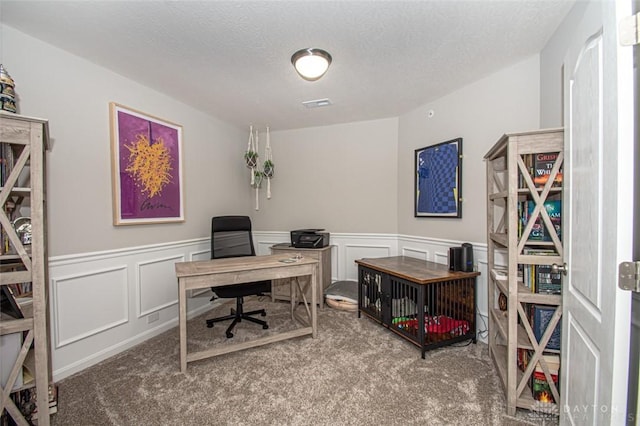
[302,98,332,109]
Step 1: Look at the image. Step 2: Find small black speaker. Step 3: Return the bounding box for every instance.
[449,243,474,272]
[449,247,463,271]
[460,243,474,272]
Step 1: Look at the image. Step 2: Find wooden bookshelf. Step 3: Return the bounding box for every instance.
[485,128,564,416]
[0,112,53,425]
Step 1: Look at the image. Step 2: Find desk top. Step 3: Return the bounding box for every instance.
[355,256,480,285]
[175,253,318,278]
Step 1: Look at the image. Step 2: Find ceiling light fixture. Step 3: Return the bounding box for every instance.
[291,48,332,81]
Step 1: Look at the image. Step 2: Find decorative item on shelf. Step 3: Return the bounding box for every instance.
[263,126,275,199]
[498,292,507,311]
[0,64,17,113]
[13,216,32,245]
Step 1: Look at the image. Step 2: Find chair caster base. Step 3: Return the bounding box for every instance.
[263,325,269,330]
[226,331,234,338]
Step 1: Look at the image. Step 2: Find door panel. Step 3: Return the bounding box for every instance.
[562,1,634,424]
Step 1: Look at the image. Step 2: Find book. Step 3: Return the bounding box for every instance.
[517,348,530,372]
[532,304,561,350]
[527,200,561,242]
[535,264,562,294]
[531,354,560,403]
[533,152,563,187]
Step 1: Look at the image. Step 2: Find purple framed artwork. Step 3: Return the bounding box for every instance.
[109,103,184,225]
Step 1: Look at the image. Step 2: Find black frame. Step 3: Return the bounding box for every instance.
[414,138,462,218]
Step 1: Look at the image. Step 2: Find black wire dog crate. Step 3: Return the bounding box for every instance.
[356,256,479,358]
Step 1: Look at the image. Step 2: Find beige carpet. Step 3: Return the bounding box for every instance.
[50,298,554,425]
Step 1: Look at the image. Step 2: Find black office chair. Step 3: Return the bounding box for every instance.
[205,216,271,338]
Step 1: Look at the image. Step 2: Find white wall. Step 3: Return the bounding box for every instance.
[397,55,542,243]
[2,25,250,257]
[250,118,399,234]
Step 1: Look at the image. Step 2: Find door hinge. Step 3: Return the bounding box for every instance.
[619,12,640,46]
[618,262,640,292]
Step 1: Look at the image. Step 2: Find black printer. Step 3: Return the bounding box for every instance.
[290,229,330,248]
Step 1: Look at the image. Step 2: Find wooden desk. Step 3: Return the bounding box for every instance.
[175,254,318,372]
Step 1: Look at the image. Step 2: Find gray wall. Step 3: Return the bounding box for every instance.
[253,55,542,243]
[250,118,399,234]
[3,26,250,256]
[397,55,541,243]
[4,25,544,256]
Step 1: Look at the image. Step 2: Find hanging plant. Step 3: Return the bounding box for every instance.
[244,150,259,168]
[263,159,274,177]
[245,125,259,185]
[252,170,265,210]
[252,170,265,188]
[263,126,274,199]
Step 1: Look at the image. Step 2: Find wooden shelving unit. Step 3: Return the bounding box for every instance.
[484,128,564,416]
[269,244,332,308]
[1,112,52,425]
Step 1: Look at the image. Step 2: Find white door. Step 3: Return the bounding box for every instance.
[562,0,635,424]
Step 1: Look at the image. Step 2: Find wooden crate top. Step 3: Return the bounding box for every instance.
[355,256,480,285]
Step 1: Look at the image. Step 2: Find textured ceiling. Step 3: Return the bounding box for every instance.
[1,1,574,131]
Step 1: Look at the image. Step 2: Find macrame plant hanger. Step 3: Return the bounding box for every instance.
[245,124,258,185]
[252,129,264,210]
[263,126,274,199]
[244,125,274,210]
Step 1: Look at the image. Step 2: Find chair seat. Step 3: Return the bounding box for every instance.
[213,280,270,299]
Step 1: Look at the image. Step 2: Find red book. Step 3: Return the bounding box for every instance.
[531,354,560,403]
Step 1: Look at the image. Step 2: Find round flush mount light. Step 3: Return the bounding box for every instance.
[291,48,332,81]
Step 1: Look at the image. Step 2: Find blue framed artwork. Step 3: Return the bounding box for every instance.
[414,138,462,218]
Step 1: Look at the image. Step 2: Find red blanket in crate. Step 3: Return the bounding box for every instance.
[394,315,470,336]
[425,315,469,335]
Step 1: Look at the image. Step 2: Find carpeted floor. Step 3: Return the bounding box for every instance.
[50,298,556,425]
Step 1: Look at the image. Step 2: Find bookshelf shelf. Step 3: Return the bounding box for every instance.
[485,128,564,416]
[0,112,53,425]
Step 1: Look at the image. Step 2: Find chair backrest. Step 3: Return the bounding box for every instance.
[211,216,256,260]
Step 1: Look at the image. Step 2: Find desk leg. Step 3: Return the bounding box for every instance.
[311,268,317,338]
[179,279,187,373]
[290,277,295,318]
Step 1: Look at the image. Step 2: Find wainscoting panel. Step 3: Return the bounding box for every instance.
[343,245,392,281]
[48,234,487,381]
[52,265,128,349]
[400,246,429,261]
[48,239,212,380]
[190,249,210,261]
[137,254,185,317]
[187,249,213,297]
